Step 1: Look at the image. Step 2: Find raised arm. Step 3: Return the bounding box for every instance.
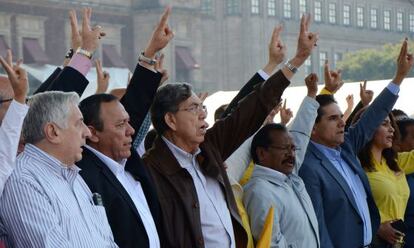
[290,73,319,173]
[221,25,286,118]
[0,55,29,196]
[120,7,173,142]
[347,39,413,152]
[209,14,318,160]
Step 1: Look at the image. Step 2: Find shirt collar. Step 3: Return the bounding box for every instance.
[161,136,201,169]
[84,145,127,176]
[311,140,342,159]
[24,144,80,184]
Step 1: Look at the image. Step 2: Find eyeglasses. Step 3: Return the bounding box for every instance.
[0,97,13,106]
[268,145,300,153]
[178,104,207,115]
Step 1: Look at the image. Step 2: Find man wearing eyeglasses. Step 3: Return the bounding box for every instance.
[242,73,320,248]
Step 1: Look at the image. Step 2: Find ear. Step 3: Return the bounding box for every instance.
[256,147,268,165]
[311,124,318,137]
[43,123,61,144]
[164,112,177,131]
[87,125,100,143]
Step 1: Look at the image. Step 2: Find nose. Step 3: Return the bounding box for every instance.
[126,122,135,136]
[389,125,395,133]
[83,123,92,138]
[338,117,345,127]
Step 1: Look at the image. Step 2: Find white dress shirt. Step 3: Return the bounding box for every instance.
[162,136,235,248]
[85,145,160,248]
[0,144,118,248]
[0,100,28,196]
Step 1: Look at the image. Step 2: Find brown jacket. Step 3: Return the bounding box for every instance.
[143,70,290,248]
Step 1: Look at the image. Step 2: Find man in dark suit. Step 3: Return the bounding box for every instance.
[299,40,413,248]
[75,8,173,248]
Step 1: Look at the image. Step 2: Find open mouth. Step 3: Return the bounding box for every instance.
[199,122,209,134]
[282,158,295,167]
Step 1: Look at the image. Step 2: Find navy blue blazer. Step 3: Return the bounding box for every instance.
[299,88,398,248]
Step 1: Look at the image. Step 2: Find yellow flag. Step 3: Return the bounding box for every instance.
[256,207,274,248]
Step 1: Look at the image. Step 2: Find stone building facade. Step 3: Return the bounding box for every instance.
[0,0,413,91]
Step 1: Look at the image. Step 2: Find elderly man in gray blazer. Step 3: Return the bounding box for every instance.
[241,73,320,248]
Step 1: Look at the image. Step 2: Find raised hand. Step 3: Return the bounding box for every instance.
[0,50,28,104]
[144,7,174,58]
[263,25,286,75]
[69,10,82,51]
[393,38,414,85]
[263,101,282,125]
[305,73,318,98]
[95,59,110,94]
[81,8,105,53]
[280,99,293,126]
[294,14,318,66]
[154,53,169,85]
[359,80,374,106]
[324,60,343,93]
[346,94,354,109]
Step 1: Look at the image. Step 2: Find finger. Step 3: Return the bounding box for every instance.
[359,83,363,95]
[363,80,367,91]
[95,59,102,73]
[283,99,287,109]
[103,71,110,79]
[69,10,79,34]
[5,49,12,67]
[305,13,311,30]
[398,38,408,62]
[0,56,13,74]
[299,14,306,34]
[324,60,331,82]
[158,6,171,30]
[82,8,90,32]
[271,25,283,44]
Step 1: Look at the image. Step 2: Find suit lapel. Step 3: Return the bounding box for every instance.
[308,143,361,216]
[125,151,160,221]
[84,148,141,220]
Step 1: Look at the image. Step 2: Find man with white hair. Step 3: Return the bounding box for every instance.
[0,91,118,248]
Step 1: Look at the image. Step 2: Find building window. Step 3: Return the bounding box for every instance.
[314,1,322,22]
[370,9,377,29]
[284,0,292,18]
[251,0,260,14]
[201,0,213,15]
[410,14,414,32]
[268,0,276,16]
[227,0,241,15]
[397,12,403,31]
[299,0,307,16]
[304,57,312,75]
[384,10,391,30]
[334,52,342,67]
[328,3,336,24]
[319,52,327,76]
[357,7,364,27]
[343,5,351,26]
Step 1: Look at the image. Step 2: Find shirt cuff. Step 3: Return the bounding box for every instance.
[257,69,270,81]
[68,53,93,76]
[386,82,400,95]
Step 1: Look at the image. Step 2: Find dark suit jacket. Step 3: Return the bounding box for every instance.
[299,88,398,248]
[143,70,290,248]
[33,66,88,96]
[77,64,163,248]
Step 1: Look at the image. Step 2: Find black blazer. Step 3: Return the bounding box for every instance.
[33,66,89,96]
[77,64,163,248]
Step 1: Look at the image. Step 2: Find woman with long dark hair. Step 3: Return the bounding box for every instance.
[352,109,414,247]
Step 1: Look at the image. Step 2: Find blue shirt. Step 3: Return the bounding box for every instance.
[312,141,372,246]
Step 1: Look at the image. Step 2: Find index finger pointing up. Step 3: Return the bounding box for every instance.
[158,6,171,30]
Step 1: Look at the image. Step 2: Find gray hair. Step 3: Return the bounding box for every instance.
[151,83,193,135]
[23,91,79,144]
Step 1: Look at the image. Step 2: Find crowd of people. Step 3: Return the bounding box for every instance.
[1,6,414,248]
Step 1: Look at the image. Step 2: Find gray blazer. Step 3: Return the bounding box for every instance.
[243,96,320,247]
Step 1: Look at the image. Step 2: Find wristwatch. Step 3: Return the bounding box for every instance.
[138,52,157,66]
[76,47,93,59]
[284,61,298,74]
